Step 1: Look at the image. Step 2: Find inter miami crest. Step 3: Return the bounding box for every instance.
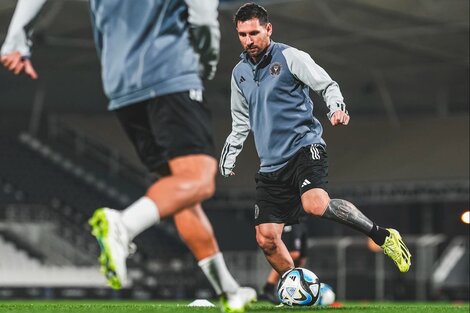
[270,62,282,76]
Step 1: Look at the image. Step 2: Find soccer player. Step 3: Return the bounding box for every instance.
[220,3,411,279]
[1,1,256,311]
[262,223,307,304]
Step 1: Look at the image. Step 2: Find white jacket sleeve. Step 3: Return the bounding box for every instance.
[1,0,48,57]
[184,0,220,80]
[219,75,251,177]
[283,47,347,119]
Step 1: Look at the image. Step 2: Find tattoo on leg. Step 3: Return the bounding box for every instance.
[322,199,373,234]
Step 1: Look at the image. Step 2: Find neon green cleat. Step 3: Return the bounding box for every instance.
[381,228,411,272]
[220,287,257,313]
[89,208,133,289]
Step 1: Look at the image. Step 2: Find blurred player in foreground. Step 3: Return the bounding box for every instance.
[1,1,256,311]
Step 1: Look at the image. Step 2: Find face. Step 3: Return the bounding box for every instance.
[236,18,272,60]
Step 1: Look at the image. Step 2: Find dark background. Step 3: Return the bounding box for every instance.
[0,0,468,301]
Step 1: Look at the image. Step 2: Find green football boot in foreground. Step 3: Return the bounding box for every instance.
[89,208,134,289]
[220,287,257,312]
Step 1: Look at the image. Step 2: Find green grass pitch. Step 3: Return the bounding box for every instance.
[0,300,468,313]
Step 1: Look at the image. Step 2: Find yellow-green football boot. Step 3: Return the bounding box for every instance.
[89,208,134,289]
[381,228,411,272]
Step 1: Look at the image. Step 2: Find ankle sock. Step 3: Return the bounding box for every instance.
[198,252,239,295]
[368,223,390,246]
[121,196,160,240]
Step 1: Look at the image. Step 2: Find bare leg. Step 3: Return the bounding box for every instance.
[163,160,250,298]
[301,188,374,235]
[256,223,293,275]
[146,154,217,218]
[301,188,411,272]
[174,203,219,260]
[266,250,304,284]
[263,250,305,304]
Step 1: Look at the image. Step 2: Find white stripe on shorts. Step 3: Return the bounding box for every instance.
[310,144,320,160]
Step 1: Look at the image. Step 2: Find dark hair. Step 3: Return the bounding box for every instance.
[233,3,269,26]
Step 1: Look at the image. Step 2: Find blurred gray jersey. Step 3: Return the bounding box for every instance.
[1,0,220,110]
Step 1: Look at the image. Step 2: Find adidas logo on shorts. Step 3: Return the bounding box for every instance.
[301,179,311,188]
[189,89,203,102]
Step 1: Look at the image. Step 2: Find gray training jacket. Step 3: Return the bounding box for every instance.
[220,41,347,174]
[1,0,220,110]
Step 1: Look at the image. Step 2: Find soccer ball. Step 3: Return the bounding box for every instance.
[316,283,336,306]
[277,267,320,306]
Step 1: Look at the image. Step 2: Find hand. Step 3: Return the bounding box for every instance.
[1,51,38,79]
[202,61,217,80]
[329,110,350,126]
[188,25,219,81]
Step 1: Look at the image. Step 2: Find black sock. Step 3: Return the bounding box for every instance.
[263,282,280,304]
[263,282,276,292]
[368,223,390,246]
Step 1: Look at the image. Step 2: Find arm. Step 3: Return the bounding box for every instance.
[1,0,48,79]
[184,0,220,80]
[283,47,349,126]
[88,8,102,59]
[219,75,251,177]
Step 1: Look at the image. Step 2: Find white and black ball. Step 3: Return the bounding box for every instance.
[277,267,320,306]
[316,283,336,306]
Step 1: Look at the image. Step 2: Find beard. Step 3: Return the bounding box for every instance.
[246,45,259,57]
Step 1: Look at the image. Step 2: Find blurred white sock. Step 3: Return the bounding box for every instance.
[121,196,160,240]
[199,252,239,295]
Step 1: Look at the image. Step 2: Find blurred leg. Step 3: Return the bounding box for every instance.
[174,203,219,260]
[146,154,217,218]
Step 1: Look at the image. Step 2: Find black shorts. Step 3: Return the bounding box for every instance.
[114,91,215,176]
[282,223,307,257]
[254,144,328,225]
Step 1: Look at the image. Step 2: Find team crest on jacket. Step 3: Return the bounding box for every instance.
[270,62,282,76]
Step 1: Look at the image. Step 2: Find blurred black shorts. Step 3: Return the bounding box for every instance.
[254,144,328,225]
[282,223,308,257]
[114,91,215,177]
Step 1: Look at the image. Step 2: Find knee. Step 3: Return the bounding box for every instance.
[176,175,215,203]
[181,163,216,202]
[301,189,330,216]
[196,159,217,201]
[197,178,215,201]
[256,232,279,256]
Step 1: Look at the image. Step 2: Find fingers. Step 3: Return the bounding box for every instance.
[1,51,21,68]
[330,114,339,126]
[13,62,25,75]
[7,54,22,71]
[1,52,38,79]
[24,60,38,79]
[330,111,350,126]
